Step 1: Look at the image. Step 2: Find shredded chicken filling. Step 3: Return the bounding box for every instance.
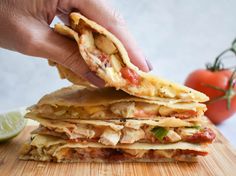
[33,101,203,120]
[78,26,143,88]
[33,122,215,146]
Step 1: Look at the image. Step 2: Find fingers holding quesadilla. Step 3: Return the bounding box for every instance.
[53,13,208,102]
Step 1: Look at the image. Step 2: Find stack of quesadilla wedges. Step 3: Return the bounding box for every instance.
[19,13,215,163]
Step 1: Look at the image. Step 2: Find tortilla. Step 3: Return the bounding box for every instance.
[27,86,206,120]
[27,115,216,145]
[19,134,208,162]
[48,60,94,87]
[53,13,208,102]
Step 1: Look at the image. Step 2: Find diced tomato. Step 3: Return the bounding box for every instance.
[120,67,141,85]
[173,110,198,119]
[98,53,109,62]
[134,110,157,117]
[162,136,171,143]
[185,128,216,143]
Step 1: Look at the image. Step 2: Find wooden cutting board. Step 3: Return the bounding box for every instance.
[0,125,236,176]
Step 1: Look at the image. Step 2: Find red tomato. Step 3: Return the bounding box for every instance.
[121,67,141,85]
[185,69,236,124]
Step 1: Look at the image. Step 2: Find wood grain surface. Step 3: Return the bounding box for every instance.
[0,125,236,176]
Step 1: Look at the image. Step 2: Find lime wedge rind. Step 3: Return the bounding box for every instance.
[0,109,27,142]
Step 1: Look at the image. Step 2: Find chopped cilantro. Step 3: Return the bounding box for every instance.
[151,127,169,141]
[186,125,201,129]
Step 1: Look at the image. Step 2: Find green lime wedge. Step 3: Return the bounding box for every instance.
[0,109,27,142]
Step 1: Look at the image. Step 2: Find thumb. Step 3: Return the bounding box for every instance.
[27,25,104,87]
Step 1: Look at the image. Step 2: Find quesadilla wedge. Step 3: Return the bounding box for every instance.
[27,86,207,120]
[27,115,215,146]
[52,13,208,102]
[20,134,209,162]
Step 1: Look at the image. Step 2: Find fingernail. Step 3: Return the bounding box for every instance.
[146,58,153,71]
[84,71,105,88]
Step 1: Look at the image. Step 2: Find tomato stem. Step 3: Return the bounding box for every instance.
[202,83,225,92]
[206,38,236,72]
[205,69,236,109]
[207,95,226,104]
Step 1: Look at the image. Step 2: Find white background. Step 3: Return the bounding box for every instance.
[0,0,236,146]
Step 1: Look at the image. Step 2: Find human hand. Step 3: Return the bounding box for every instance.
[0,0,152,87]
